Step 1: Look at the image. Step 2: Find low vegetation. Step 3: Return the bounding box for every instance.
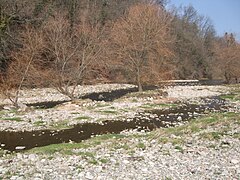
[155,112,240,143]
[27,134,126,155]
[0,117,22,122]
[21,112,240,156]
[75,116,91,121]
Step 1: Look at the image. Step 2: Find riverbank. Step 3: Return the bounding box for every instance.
[0,84,240,179]
[0,84,230,131]
[0,112,239,179]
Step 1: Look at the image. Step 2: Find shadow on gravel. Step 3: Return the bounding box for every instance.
[25,80,225,109]
[26,86,158,109]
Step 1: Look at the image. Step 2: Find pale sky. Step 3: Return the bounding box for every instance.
[168,0,240,41]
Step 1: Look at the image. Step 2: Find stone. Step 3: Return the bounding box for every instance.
[3,105,15,110]
[15,146,26,150]
[17,103,28,112]
[177,116,182,121]
[28,154,37,161]
[10,176,20,180]
[122,159,129,164]
[85,172,94,180]
[231,159,239,164]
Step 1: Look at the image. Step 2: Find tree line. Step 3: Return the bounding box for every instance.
[0,0,239,106]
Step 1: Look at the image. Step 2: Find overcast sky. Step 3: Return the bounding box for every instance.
[167,0,240,41]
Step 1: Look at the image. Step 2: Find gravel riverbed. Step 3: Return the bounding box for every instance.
[0,84,230,131]
[0,83,239,179]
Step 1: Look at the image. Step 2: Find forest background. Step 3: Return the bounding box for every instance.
[0,0,239,106]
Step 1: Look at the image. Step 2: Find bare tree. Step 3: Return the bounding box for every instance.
[0,26,44,107]
[214,35,240,83]
[110,3,173,91]
[171,5,217,79]
[42,14,103,99]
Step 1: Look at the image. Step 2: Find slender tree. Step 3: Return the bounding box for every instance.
[0,26,44,107]
[42,14,103,99]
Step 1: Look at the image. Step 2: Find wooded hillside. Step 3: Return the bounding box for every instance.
[0,0,239,96]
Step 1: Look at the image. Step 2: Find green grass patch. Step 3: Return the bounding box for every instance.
[88,159,98,165]
[114,144,130,150]
[93,134,125,140]
[33,120,45,126]
[163,125,186,136]
[131,132,154,139]
[222,112,238,118]
[71,112,80,115]
[7,109,18,114]
[28,143,90,155]
[220,94,236,100]
[158,137,169,144]
[99,158,108,164]
[75,116,91,120]
[189,125,201,133]
[220,94,240,101]
[131,98,139,102]
[154,112,240,142]
[174,145,184,153]
[171,138,184,145]
[77,151,95,158]
[95,103,110,108]
[137,143,146,149]
[200,116,219,124]
[157,136,184,145]
[0,117,22,122]
[200,132,223,140]
[120,109,130,112]
[27,133,126,155]
[220,94,235,100]
[97,110,118,114]
[0,110,6,116]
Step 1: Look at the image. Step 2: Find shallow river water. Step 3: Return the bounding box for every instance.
[0,96,226,152]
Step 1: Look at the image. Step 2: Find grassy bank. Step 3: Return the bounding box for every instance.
[24,111,239,156]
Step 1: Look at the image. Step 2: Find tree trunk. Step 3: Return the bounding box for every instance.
[137,68,143,92]
[224,72,231,84]
[235,77,238,83]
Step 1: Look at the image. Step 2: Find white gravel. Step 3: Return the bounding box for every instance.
[166,85,229,100]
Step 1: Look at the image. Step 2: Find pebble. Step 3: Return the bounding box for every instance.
[15,146,26,150]
[230,159,239,164]
[122,159,129,164]
[177,116,182,121]
[85,172,94,179]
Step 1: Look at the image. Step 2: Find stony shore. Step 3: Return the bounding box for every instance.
[0,83,240,179]
[0,84,230,131]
